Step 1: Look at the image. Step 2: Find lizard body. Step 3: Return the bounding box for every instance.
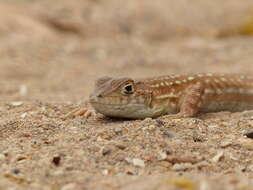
[87,74,253,119]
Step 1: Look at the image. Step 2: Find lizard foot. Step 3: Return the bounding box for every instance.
[62,107,96,120]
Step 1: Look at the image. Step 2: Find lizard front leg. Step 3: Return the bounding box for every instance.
[62,102,96,120]
[165,82,205,119]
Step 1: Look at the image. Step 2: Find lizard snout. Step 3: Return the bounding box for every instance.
[89,93,99,103]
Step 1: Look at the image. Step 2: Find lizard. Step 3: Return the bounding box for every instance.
[64,73,253,119]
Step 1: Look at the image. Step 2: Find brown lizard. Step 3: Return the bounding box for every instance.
[65,73,253,119]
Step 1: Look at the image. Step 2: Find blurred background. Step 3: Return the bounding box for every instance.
[1,0,253,102]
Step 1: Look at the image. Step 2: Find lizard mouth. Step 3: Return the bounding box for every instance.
[89,99,128,105]
[90,101,143,107]
[89,94,131,106]
[90,101,127,106]
[90,101,148,118]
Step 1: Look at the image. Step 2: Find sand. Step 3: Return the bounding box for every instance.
[1,0,253,189]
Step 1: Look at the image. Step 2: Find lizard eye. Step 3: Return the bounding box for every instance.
[122,84,134,95]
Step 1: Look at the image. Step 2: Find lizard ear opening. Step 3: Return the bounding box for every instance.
[95,77,112,88]
[122,83,134,95]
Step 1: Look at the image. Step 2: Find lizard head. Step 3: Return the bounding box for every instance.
[89,76,152,119]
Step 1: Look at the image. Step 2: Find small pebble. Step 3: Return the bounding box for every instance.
[159,152,167,160]
[125,157,132,164]
[52,155,61,166]
[10,101,23,106]
[220,140,233,148]
[211,151,224,163]
[125,157,146,168]
[159,161,172,168]
[115,154,125,161]
[114,142,126,150]
[132,158,145,168]
[165,148,172,155]
[126,169,135,175]
[20,113,27,119]
[163,131,174,138]
[22,132,32,137]
[101,147,111,156]
[172,163,194,171]
[244,130,253,139]
[102,169,109,175]
[12,168,20,174]
[148,125,156,130]
[114,127,123,135]
[16,155,28,162]
[209,124,219,128]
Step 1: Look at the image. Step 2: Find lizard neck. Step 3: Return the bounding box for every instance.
[137,78,190,115]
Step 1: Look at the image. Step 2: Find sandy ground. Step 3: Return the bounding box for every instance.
[1,0,253,189]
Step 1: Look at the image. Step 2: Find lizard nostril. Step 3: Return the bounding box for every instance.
[97,94,102,98]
